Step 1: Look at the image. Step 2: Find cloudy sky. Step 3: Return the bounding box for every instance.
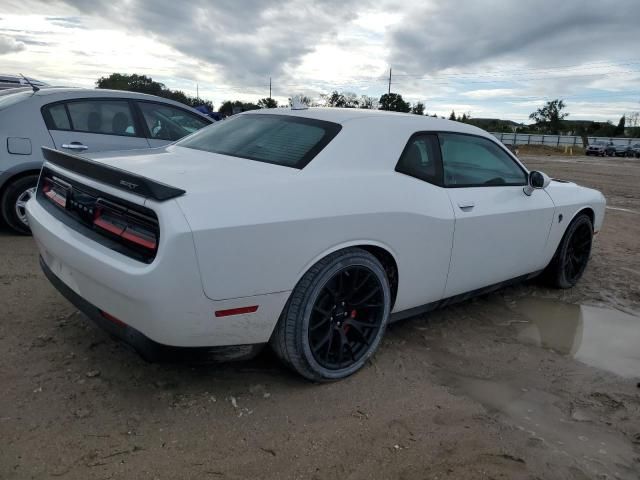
[2,0,639,122]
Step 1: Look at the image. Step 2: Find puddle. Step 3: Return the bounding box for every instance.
[511,298,640,378]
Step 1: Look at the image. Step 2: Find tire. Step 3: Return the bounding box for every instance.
[543,214,593,289]
[1,175,39,235]
[270,248,391,382]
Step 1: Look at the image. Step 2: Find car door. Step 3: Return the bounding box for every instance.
[439,132,555,298]
[43,99,150,154]
[136,101,211,148]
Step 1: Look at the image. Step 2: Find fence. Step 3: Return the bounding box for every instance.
[491,132,640,147]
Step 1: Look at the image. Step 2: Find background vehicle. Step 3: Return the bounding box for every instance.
[0,87,212,234]
[630,143,640,158]
[0,74,49,91]
[585,140,614,156]
[612,144,634,157]
[27,109,606,381]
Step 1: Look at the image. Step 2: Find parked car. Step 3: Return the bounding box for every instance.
[26,108,606,381]
[0,87,212,233]
[585,140,614,156]
[612,144,634,157]
[0,74,49,91]
[630,143,640,158]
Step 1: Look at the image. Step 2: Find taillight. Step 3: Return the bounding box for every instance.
[93,200,158,252]
[42,177,68,208]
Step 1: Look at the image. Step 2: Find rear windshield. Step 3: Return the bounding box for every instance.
[177,114,342,169]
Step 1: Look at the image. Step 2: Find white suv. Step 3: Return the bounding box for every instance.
[0,87,212,233]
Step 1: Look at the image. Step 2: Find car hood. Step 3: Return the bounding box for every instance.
[87,145,300,196]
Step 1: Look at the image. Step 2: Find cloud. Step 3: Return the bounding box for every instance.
[52,0,372,86]
[0,34,25,54]
[388,0,640,74]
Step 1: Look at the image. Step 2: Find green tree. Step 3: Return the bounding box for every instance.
[378,93,411,112]
[323,90,359,108]
[96,73,214,110]
[257,97,278,109]
[529,99,568,134]
[460,113,469,123]
[96,73,164,96]
[411,102,425,115]
[448,110,456,121]
[614,115,626,137]
[359,95,378,109]
[218,100,259,116]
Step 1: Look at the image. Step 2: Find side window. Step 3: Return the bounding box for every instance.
[439,133,526,187]
[44,104,71,130]
[395,134,442,185]
[138,102,210,142]
[65,100,137,136]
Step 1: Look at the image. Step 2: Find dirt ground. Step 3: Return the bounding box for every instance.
[1,154,639,479]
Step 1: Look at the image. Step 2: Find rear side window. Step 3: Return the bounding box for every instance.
[44,100,137,136]
[46,104,71,130]
[439,133,526,187]
[138,102,210,141]
[395,134,442,185]
[177,114,342,169]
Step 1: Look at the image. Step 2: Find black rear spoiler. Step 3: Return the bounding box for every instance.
[41,147,185,201]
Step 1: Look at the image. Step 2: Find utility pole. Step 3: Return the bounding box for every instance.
[388,68,392,96]
[196,83,199,101]
[269,77,272,99]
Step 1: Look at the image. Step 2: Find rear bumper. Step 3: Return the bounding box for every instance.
[27,195,290,348]
[40,256,264,361]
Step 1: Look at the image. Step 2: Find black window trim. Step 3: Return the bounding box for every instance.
[178,113,343,170]
[133,99,213,141]
[41,97,146,139]
[394,130,529,188]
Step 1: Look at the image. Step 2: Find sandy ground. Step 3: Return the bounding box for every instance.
[1,154,639,479]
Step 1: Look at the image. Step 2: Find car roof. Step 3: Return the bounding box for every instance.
[13,87,212,119]
[244,107,489,136]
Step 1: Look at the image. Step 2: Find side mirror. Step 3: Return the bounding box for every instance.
[524,170,551,196]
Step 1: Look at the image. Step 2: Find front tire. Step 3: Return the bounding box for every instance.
[543,214,593,289]
[1,175,39,235]
[270,248,391,381]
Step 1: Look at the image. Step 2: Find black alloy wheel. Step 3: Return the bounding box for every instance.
[543,213,593,289]
[308,266,386,370]
[563,221,592,285]
[270,248,391,381]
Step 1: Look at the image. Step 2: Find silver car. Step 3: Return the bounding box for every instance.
[0,87,212,233]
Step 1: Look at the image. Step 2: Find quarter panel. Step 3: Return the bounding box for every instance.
[180,172,455,313]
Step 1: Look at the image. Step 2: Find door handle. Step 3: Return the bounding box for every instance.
[457,201,475,211]
[61,142,88,151]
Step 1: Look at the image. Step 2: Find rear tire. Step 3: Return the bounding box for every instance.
[543,214,593,289]
[1,175,38,235]
[270,248,391,381]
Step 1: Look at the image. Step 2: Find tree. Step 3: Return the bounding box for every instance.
[411,102,425,115]
[257,97,278,109]
[322,90,359,108]
[97,73,164,96]
[460,113,469,123]
[96,73,214,111]
[378,93,411,112]
[288,95,313,107]
[359,95,378,110]
[218,100,259,116]
[529,99,568,134]
[448,110,456,121]
[614,115,626,137]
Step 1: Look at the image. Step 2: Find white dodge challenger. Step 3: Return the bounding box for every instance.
[26,108,605,381]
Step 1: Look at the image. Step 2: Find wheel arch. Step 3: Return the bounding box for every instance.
[293,241,400,309]
[0,167,41,203]
[571,207,595,228]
